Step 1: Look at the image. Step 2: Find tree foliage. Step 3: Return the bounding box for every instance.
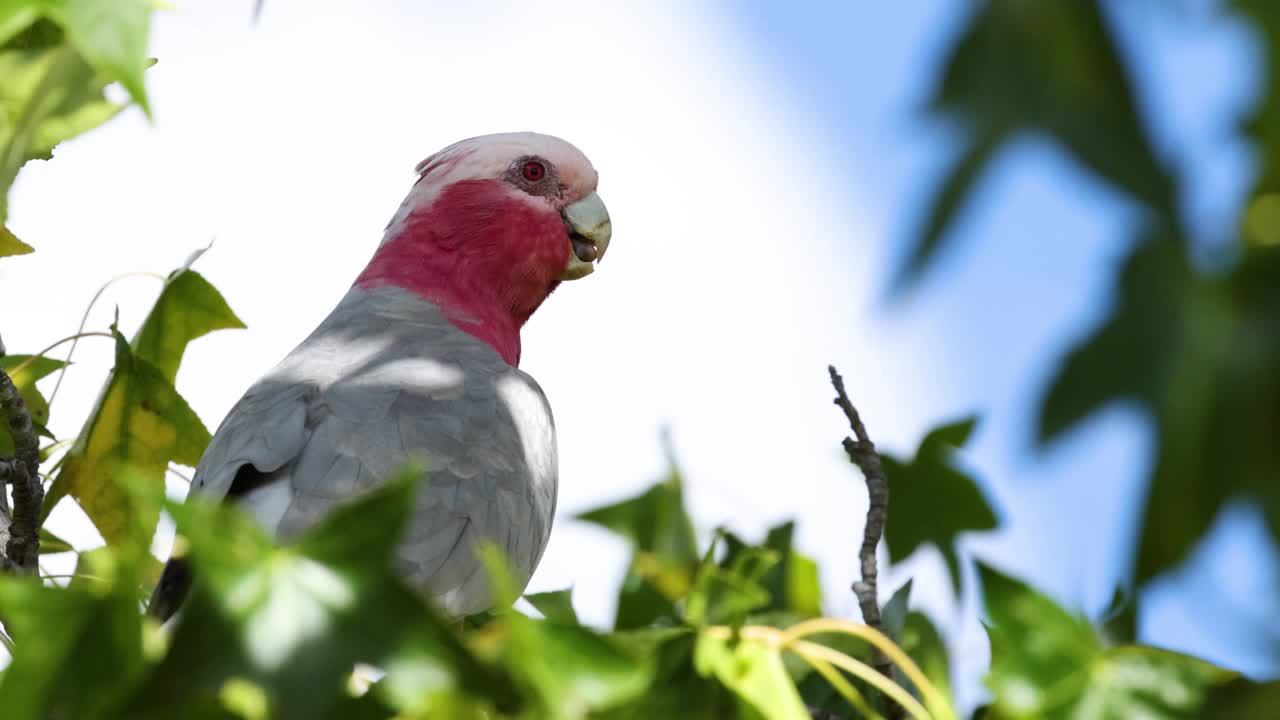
[0,0,1278,718]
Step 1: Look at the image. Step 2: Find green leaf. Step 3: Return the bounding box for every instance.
[694,631,809,720]
[525,587,580,625]
[881,416,996,593]
[44,331,210,545]
[723,522,824,618]
[901,610,952,707]
[132,269,246,384]
[686,545,775,628]
[0,548,147,719]
[38,526,72,553]
[1201,678,1280,719]
[0,224,32,256]
[577,460,700,629]
[980,563,1230,719]
[594,631,735,720]
[0,353,66,456]
[0,0,152,113]
[127,468,518,720]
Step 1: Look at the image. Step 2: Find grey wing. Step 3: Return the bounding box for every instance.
[273,370,558,617]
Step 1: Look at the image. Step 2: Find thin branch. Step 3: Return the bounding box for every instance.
[828,364,899,719]
[0,365,42,572]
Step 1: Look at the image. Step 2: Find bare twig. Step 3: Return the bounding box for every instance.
[0,365,42,572]
[828,364,899,719]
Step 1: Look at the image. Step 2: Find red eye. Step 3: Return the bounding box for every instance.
[522,160,546,182]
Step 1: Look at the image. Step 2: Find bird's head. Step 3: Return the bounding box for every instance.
[356,132,612,365]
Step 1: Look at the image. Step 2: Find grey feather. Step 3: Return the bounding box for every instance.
[169,285,557,618]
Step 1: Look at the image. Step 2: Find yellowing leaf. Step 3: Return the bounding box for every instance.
[49,333,209,545]
[0,225,33,256]
[0,353,66,455]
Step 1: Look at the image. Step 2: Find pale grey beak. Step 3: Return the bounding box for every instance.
[560,192,611,280]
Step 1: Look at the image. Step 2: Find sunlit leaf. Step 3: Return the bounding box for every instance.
[0,20,126,223]
[881,416,996,593]
[525,587,580,625]
[127,469,517,720]
[980,563,1230,718]
[694,631,809,720]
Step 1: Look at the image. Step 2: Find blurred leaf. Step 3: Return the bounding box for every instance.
[980,563,1230,718]
[596,631,735,720]
[1041,239,1280,581]
[0,0,152,112]
[1200,677,1280,718]
[1233,1,1280,201]
[525,587,580,625]
[0,21,126,223]
[132,269,246,384]
[0,548,146,719]
[38,526,72,554]
[0,353,65,456]
[0,224,32,255]
[501,617,653,719]
[723,522,824,618]
[686,546,775,628]
[127,468,518,720]
[881,416,996,593]
[578,460,699,630]
[45,330,210,545]
[896,130,1001,291]
[881,579,913,643]
[904,0,1174,288]
[694,632,809,720]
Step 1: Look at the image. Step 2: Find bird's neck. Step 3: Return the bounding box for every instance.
[353,180,567,367]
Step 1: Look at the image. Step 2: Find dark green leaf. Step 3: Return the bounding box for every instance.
[1200,678,1280,719]
[881,580,913,643]
[722,522,824,618]
[882,416,996,593]
[1041,239,1280,581]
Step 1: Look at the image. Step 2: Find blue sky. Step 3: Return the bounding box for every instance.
[729,0,1279,675]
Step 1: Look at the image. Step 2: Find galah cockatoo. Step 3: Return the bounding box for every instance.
[148,132,611,621]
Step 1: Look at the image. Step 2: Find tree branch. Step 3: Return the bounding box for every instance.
[0,360,43,572]
[828,364,899,719]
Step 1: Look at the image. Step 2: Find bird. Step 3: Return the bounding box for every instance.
[147,132,611,621]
